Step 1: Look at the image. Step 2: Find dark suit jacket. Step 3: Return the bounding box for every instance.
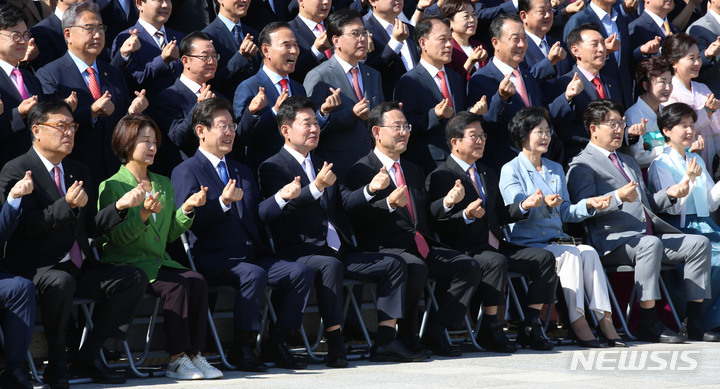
[551,65,623,160]
[474,0,517,47]
[0,149,125,280]
[288,16,329,84]
[36,53,131,181]
[111,22,184,98]
[244,0,291,33]
[425,157,525,255]
[394,65,465,174]
[629,11,680,60]
[202,18,260,98]
[521,34,572,90]
[0,200,20,244]
[303,56,382,180]
[0,69,44,168]
[257,148,354,259]
[171,151,273,275]
[29,13,65,70]
[341,151,443,254]
[233,69,307,174]
[363,13,419,101]
[562,6,633,107]
[167,0,216,33]
[100,0,139,60]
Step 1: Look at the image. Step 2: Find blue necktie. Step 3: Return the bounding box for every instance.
[218,160,230,184]
[232,25,242,48]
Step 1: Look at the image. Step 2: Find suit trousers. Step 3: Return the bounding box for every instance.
[542,244,611,323]
[199,257,314,331]
[602,233,711,302]
[0,272,35,369]
[504,245,557,305]
[297,248,406,328]
[33,261,147,370]
[148,267,208,355]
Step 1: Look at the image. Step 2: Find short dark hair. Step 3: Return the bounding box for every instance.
[489,13,522,40]
[111,115,162,164]
[179,31,212,57]
[326,9,362,47]
[445,111,482,149]
[414,15,450,53]
[0,4,26,30]
[661,32,698,64]
[368,101,403,130]
[566,22,603,56]
[28,99,73,132]
[508,107,552,149]
[258,21,291,58]
[635,56,672,92]
[658,102,697,142]
[62,2,100,30]
[517,0,534,13]
[439,0,470,20]
[583,99,625,134]
[191,98,234,134]
[277,96,317,130]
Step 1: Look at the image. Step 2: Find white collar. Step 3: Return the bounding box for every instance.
[588,141,615,158]
[179,74,203,94]
[419,58,445,78]
[373,147,399,170]
[137,18,165,37]
[283,144,310,165]
[32,146,64,176]
[589,2,617,22]
[491,57,516,76]
[197,146,226,168]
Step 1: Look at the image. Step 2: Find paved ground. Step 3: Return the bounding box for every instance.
[77,340,720,388]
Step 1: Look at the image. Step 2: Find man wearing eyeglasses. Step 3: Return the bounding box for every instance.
[567,98,715,343]
[0,98,149,389]
[36,2,148,182]
[426,111,558,352]
[303,9,383,180]
[341,102,483,358]
[154,31,224,174]
[31,0,88,69]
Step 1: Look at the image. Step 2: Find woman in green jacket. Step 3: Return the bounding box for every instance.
[98,115,222,380]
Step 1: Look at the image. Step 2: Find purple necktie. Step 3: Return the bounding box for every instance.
[608,153,653,235]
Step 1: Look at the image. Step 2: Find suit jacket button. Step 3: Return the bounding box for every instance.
[641,217,646,222]
[541,231,546,236]
[157,258,162,263]
[155,237,160,242]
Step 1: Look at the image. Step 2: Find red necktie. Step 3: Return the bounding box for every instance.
[53,166,84,268]
[591,77,606,99]
[278,78,289,94]
[512,69,530,107]
[393,162,430,258]
[350,67,363,101]
[315,23,333,59]
[437,70,453,110]
[608,153,653,235]
[86,67,102,100]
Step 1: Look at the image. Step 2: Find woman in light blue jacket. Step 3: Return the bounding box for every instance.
[499,107,624,347]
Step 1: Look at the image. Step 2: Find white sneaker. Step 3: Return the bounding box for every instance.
[166,354,204,380]
[191,354,223,379]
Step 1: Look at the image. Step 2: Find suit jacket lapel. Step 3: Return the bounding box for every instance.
[328,57,356,102]
[0,71,22,102]
[576,67,599,100]
[368,152,414,225]
[417,66,444,102]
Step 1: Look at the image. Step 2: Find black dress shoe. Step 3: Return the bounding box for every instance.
[516,317,554,351]
[421,333,462,357]
[325,336,349,368]
[399,335,432,357]
[369,339,429,362]
[228,345,269,372]
[0,368,49,389]
[597,328,628,348]
[568,329,605,348]
[638,320,686,343]
[72,356,126,384]
[261,343,307,369]
[41,369,68,389]
[477,320,518,353]
[325,353,349,368]
[680,319,720,342]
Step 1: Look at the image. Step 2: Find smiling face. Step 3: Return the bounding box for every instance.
[217,0,249,23]
[520,0,553,37]
[0,21,29,66]
[262,27,298,77]
[372,109,410,160]
[32,107,76,163]
[571,28,606,74]
[451,121,486,164]
[181,38,218,84]
[64,11,105,64]
[449,4,477,39]
[129,125,158,167]
[663,115,696,151]
[492,19,526,68]
[137,0,172,29]
[197,109,235,159]
[645,70,673,103]
[298,0,331,23]
[522,119,552,155]
[589,109,625,151]
[282,107,320,156]
[672,44,701,83]
[419,20,453,68]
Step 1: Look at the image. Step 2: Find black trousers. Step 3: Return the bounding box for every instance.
[0,272,35,370]
[297,248,406,329]
[148,267,208,355]
[33,261,147,371]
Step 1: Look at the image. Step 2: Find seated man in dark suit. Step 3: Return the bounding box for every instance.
[201,0,260,99]
[0,172,42,389]
[341,102,483,357]
[363,0,419,101]
[567,99,716,343]
[426,112,557,351]
[36,2,148,182]
[288,0,331,83]
[258,97,422,364]
[551,23,624,162]
[154,31,221,174]
[30,0,76,69]
[171,98,314,372]
[0,99,149,389]
[304,9,383,180]
[111,0,185,98]
[395,15,480,175]
[519,0,572,89]
[234,21,339,175]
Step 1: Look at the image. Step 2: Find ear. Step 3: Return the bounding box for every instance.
[570,45,581,60]
[63,28,72,44]
[450,137,459,150]
[418,36,427,52]
[371,126,381,140]
[331,34,340,49]
[135,0,143,9]
[519,11,527,21]
[195,124,206,141]
[280,124,291,139]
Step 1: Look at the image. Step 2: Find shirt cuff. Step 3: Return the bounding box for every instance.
[310,182,323,199]
[614,190,623,205]
[219,198,231,212]
[274,192,288,209]
[462,210,473,224]
[519,202,529,214]
[364,185,375,201]
[311,46,325,61]
[386,197,396,213]
[388,38,403,53]
[6,195,21,210]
